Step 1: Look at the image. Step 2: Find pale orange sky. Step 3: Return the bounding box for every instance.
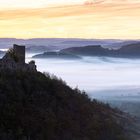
[0,0,140,39]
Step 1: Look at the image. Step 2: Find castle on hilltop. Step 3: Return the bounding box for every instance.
[0,44,36,72]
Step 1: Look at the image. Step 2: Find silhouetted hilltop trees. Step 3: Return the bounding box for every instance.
[0,69,127,140]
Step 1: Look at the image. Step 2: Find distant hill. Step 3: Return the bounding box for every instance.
[26,45,55,53]
[0,69,129,140]
[0,38,139,52]
[33,51,81,59]
[118,43,140,56]
[60,45,109,56]
[61,43,140,58]
[103,40,140,49]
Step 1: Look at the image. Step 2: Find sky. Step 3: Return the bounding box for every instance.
[0,0,140,39]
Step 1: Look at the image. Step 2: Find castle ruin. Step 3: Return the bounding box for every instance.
[0,44,36,72]
[13,44,25,63]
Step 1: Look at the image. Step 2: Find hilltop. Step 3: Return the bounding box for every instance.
[60,43,140,58]
[60,45,109,56]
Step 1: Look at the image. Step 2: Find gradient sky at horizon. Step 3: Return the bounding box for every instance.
[0,0,140,39]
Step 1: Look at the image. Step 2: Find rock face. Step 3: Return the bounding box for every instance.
[0,44,36,72]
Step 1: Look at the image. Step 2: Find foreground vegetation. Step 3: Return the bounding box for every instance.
[0,69,127,140]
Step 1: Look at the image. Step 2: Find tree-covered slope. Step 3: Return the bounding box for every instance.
[0,69,127,140]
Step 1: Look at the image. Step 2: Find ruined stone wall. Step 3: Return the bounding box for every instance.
[0,44,37,72]
[13,44,25,63]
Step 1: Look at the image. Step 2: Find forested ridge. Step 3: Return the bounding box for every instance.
[0,69,127,140]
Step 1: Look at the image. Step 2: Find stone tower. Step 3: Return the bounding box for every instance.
[13,44,25,63]
[0,44,36,72]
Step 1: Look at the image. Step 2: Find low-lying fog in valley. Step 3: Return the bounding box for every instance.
[26,53,140,120]
[1,51,140,118]
[26,53,140,98]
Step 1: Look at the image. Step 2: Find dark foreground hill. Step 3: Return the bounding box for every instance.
[0,69,128,140]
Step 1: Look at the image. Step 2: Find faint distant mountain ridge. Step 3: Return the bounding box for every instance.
[105,40,140,49]
[60,42,140,58]
[0,38,139,52]
[26,45,55,53]
[118,43,140,54]
[61,45,109,56]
